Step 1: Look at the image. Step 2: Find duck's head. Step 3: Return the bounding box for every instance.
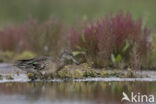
[60,49,80,65]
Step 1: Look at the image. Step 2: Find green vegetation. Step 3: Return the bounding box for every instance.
[25,64,141,80]
[5,75,14,80]
[0,50,36,62]
[14,51,36,60]
[0,74,2,80]
[27,73,38,81]
[0,0,156,29]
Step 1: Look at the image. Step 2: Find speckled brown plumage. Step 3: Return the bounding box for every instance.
[15,52,79,75]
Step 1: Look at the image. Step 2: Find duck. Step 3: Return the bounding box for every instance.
[15,50,80,75]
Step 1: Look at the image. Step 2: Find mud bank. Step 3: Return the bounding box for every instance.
[0,63,156,83]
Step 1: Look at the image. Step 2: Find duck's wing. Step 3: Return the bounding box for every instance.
[15,59,37,70]
[15,56,50,71]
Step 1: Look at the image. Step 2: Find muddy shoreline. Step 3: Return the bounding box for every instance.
[0,63,156,83]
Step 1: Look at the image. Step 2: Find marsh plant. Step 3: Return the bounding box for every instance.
[0,25,29,52]
[25,17,66,57]
[0,11,153,70]
[0,17,66,58]
[69,11,151,69]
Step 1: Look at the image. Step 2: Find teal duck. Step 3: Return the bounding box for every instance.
[15,51,79,75]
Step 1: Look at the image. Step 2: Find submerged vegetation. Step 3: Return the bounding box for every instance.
[0,10,155,80]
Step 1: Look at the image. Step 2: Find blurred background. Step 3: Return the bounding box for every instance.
[0,1,156,104]
[0,0,155,29]
[0,0,156,67]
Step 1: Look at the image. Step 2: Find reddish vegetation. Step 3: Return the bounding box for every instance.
[0,17,65,57]
[69,11,151,67]
[24,17,66,57]
[0,25,29,52]
[0,11,152,69]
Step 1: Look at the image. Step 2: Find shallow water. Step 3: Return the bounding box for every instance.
[0,81,156,104]
[0,64,156,104]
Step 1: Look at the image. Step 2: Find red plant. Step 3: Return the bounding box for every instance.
[0,17,66,57]
[69,11,151,68]
[0,25,29,52]
[24,17,66,57]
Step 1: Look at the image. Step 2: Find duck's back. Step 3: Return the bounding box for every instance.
[15,56,58,73]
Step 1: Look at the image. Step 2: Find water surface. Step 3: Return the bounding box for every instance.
[0,81,156,104]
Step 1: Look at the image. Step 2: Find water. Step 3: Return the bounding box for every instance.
[0,64,156,104]
[0,81,156,104]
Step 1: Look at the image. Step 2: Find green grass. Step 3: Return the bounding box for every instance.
[0,0,156,29]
